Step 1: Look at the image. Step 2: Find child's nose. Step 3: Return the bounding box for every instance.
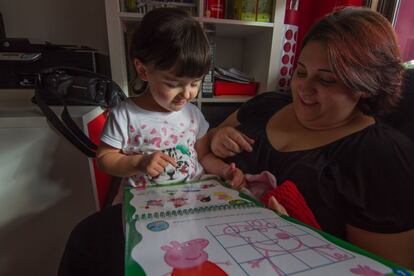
[182,85,192,99]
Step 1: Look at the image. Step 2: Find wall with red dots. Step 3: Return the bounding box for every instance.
[276,0,363,92]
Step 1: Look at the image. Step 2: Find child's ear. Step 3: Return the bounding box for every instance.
[134,58,148,81]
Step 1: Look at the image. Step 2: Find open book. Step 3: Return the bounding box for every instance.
[124,178,411,276]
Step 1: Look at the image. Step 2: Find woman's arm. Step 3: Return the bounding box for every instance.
[217,110,240,128]
[346,224,414,269]
[209,111,255,158]
[195,134,246,189]
[96,143,176,178]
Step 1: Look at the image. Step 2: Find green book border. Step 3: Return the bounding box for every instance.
[123,178,412,276]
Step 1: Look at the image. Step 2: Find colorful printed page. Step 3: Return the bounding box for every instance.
[127,177,252,221]
[124,179,411,276]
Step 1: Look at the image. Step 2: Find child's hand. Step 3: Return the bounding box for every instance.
[138,151,176,177]
[268,196,289,216]
[222,163,246,190]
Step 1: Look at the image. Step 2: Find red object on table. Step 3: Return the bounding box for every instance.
[214,81,258,96]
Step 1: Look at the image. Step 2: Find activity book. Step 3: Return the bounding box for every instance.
[124,178,412,276]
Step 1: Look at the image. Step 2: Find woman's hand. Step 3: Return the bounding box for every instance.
[268,196,289,216]
[210,127,254,158]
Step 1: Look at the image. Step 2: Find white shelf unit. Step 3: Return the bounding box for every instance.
[104,0,287,107]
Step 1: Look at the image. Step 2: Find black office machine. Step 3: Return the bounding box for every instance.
[0,38,110,88]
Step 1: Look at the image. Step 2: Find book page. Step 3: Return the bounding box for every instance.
[125,179,402,276]
[129,207,393,276]
[127,178,252,220]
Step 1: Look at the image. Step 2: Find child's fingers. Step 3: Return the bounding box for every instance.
[222,163,235,180]
[147,164,165,177]
[229,169,246,190]
[228,178,239,189]
[160,153,177,167]
[268,196,289,216]
[239,177,247,188]
[156,158,174,171]
[229,162,236,172]
[232,179,245,190]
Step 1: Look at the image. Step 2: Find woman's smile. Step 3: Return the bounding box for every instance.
[300,96,318,106]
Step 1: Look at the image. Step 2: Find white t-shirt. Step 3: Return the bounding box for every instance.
[101,98,209,187]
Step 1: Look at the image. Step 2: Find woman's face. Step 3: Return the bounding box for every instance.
[291,41,361,130]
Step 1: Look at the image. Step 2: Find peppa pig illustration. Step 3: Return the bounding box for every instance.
[161,239,228,276]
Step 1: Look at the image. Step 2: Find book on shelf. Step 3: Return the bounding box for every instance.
[202,24,216,98]
[233,0,257,21]
[228,0,274,22]
[124,178,411,276]
[256,0,273,22]
[214,67,254,84]
[124,0,198,16]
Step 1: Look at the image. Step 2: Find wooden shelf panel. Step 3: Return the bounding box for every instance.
[198,17,274,28]
[198,95,253,103]
[119,12,144,21]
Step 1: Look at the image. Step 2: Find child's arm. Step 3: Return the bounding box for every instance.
[195,135,246,189]
[96,142,176,178]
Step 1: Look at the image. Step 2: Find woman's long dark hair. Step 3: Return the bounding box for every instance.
[302,7,404,116]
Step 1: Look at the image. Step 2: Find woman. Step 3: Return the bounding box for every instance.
[209,7,414,269]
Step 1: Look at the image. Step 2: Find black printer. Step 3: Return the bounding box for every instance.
[0,38,110,88]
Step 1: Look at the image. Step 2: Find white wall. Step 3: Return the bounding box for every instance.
[0,98,98,276]
[0,2,107,275]
[0,0,109,54]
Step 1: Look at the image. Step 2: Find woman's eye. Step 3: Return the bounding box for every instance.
[320,78,336,85]
[296,71,306,77]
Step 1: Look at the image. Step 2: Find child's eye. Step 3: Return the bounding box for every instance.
[165,82,179,88]
[191,82,200,88]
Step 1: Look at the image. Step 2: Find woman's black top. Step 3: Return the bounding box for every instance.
[227,92,414,239]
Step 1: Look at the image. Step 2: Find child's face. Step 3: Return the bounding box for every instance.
[138,61,203,112]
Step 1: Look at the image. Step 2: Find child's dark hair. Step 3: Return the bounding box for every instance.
[130,7,211,91]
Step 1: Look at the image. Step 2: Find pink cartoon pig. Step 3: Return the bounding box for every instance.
[161,239,228,276]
